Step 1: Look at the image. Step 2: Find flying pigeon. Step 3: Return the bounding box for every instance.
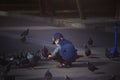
[87,62,99,72]
[44,69,53,80]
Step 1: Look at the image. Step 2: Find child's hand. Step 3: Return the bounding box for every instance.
[48,54,52,59]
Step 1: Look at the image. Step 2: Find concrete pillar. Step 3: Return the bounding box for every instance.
[115,0,120,19]
[38,0,46,15]
[38,0,55,16]
[76,0,86,19]
[46,0,56,16]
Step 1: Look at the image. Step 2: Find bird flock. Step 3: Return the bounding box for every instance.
[44,69,116,80]
[0,29,118,80]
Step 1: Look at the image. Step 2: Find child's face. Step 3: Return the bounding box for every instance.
[54,39,59,45]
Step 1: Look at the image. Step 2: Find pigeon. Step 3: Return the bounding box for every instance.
[84,45,91,56]
[65,75,71,80]
[42,46,49,58]
[87,37,93,46]
[27,52,34,60]
[44,69,53,80]
[34,50,41,56]
[20,29,29,43]
[109,75,116,80]
[32,50,41,64]
[20,29,29,37]
[87,62,98,72]
[20,36,26,43]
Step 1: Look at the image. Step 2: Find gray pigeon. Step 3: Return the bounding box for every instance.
[32,50,41,65]
[65,75,71,80]
[44,69,53,80]
[87,62,98,72]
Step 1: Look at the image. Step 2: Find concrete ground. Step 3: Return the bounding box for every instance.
[0,14,120,80]
[0,28,120,80]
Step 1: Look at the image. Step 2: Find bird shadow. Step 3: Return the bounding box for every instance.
[95,71,105,75]
[76,60,108,67]
[72,63,88,67]
[33,67,48,70]
[13,74,30,77]
[88,56,100,59]
[90,62,109,66]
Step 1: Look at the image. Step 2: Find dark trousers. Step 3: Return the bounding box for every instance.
[53,53,65,64]
[53,53,72,65]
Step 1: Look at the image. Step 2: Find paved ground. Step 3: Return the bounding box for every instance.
[0,15,120,80]
[6,47,120,80]
[0,28,120,80]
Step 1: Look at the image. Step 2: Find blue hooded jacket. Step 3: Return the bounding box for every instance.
[58,39,77,62]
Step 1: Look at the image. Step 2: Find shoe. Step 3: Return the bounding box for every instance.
[64,64,71,68]
[57,63,65,68]
[57,63,72,68]
[65,62,72,68]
